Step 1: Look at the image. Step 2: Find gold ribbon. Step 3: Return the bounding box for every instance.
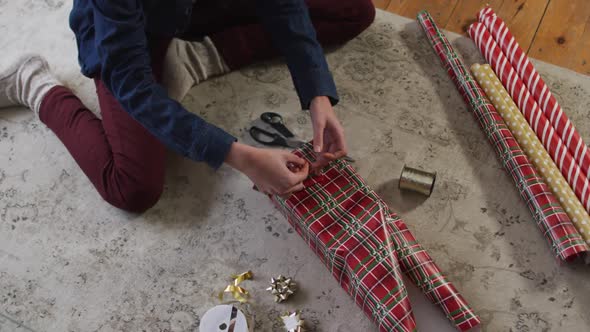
[219,271,253,303]
[471,64,590,244]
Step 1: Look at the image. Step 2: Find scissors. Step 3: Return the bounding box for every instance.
[249,112,355,162]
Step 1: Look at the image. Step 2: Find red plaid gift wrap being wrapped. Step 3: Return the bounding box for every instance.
[271,144,480,332]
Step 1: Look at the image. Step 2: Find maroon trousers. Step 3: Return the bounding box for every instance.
[39,0,375,212]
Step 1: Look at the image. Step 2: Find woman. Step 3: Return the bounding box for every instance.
[0,0,375,212]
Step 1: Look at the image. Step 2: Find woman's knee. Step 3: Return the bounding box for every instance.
[119,183,164,213]
[353,0,376,32]
[102,176,164,213]
[343,0,376,39]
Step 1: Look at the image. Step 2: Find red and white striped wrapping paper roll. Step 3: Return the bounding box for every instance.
[468,23,590,213]
[477,6,494,20]
[418,10,587,261]
[477,7,590,179]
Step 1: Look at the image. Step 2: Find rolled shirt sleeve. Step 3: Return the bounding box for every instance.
[256,0,339,110]
[92,0,235,169]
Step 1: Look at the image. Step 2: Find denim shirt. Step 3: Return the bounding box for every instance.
[69,0,339,169]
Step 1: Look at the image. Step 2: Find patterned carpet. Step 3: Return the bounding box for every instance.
[1,3,590,331]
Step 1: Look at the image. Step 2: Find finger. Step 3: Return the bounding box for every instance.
[289,163,310,184]
[279,182,306,198]
[256,184,272,195]
[285,182,305,195]
[331,150,347,159]
[259,184,276,196]
[258,186,270,195]
[320,152,338,160]
[312,152,337,169]
[289,182,306,194]
[331,128,348,154]
[326,136,347,160]
[311,156,330,172]
[325,141,336,154]
[312,120,325,153]
[299,160,310,174]
[311,163,326,173]
[285,153,307,166]
[287,162,300,172]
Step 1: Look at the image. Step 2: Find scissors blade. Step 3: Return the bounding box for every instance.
[273,123,295,138]
[285,139,305,149]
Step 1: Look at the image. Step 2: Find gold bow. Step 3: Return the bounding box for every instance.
[219,271,253,303]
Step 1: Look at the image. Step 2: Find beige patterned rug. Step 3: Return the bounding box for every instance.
[1,3,590,331]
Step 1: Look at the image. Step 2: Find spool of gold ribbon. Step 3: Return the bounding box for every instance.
[218,271,253,303]
[399,165,437,196]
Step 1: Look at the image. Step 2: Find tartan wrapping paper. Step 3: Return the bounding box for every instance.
[271,144,480,332]
[477,7,590,180]
[417,10,585,261]
[471,63,590,247]
[468,23,590,214]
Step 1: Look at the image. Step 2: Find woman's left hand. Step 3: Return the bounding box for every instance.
[309,96,348,170]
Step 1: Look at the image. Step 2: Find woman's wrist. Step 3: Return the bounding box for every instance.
[225,142,254,172]
[310,96,330,111]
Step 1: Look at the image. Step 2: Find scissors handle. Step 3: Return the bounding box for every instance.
[260,112,295,138]
[249,126,289,147]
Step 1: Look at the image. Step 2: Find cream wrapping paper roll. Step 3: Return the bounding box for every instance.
[472,64,590,244]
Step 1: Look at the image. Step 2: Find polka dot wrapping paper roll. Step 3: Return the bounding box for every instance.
[417,10,589,261]
[472,64,590,246]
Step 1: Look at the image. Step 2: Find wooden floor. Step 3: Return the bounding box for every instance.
[374,0,590,76]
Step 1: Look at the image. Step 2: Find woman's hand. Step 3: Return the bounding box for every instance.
[309,96,348,170]
[226,142,309,196]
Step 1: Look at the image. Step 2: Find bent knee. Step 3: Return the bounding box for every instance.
[104,180,164,213]
[121,184,163,213]
[346,0,376,38]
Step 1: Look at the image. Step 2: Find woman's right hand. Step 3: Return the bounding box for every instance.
[225,142,309,196]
